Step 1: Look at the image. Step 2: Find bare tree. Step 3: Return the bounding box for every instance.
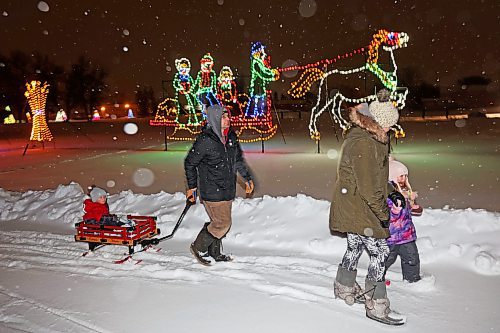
[65,56,108,119]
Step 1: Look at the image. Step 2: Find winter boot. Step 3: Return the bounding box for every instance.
[200,223,211,258]
[364,279,406,325]
[208,236,233,262]
[190,224,217,266]
[334,266,365,305]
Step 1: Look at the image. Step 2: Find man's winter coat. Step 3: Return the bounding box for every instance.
[184,125,252,202]
[387,197,417,245]
[83,199,109,222]
[329,108,391,239]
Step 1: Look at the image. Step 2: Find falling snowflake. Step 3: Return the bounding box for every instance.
[37,1,49,12]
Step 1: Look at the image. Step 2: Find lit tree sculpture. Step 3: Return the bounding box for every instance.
[25,80,53,142]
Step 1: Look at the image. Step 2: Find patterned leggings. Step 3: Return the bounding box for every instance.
[340,233,390,282]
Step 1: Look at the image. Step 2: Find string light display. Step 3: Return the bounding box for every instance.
[151,43,280,144]
[4,114,16,124]
[172,58,202,125]
[217,66,237,104]
[280,29,409,140]
[245,42,280,117]
[55,109,67,122]
[151,57,204,140]
[195,53,219,108]
[217,66,247,117]
[25,80,53,142]
[92,110,101,121]
[150,97,204,140]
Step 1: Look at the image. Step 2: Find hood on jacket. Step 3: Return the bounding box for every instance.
[206,104,226,142]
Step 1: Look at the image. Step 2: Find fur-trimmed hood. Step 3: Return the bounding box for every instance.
[347,107,389,144]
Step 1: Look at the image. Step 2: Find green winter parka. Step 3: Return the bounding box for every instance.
[329,108,391,239]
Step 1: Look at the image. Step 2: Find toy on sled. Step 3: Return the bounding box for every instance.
[74,215,160,254]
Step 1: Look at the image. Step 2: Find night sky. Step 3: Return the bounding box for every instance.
[1,0,499,98]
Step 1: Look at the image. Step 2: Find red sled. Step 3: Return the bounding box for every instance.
[74,215,161,254]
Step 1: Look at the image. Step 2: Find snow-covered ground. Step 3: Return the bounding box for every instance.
[0,115,499,332]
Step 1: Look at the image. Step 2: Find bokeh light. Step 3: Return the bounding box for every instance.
[132,168,155,187]
[123,123,139,135]
[298,0,317,18]
[281,59,298,78]
[327,149,339,159]
[455,119,467,128]
[37,1,50,12]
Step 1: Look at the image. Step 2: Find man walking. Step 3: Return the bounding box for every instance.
[184,104,254,265]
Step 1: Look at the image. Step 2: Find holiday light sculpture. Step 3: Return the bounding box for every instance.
[3,114,15,124]
[150,58,203,141]
[217,66,237,104]
[280,29,409,140]
[55,109,67,122]
[151,43,280,144]
[92,109,101,121]
[223,42,279,143]
[195,53,219,108]
[127,108,135,118]
[217,66,242,116]
[245,42,280,117]
[25,80,53,142]
[154,98,178,122]
[172,58,201,125]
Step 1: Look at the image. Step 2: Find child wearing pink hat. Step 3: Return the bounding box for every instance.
[388,159,423,216]
[385,158,422,283]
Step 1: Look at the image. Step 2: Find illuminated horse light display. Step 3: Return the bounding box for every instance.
[283,29,409,140]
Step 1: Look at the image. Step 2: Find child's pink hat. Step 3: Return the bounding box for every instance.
[389,160,409,183]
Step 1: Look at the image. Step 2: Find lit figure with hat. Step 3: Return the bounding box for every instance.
[245,42,279,117]
[194,53,220,109]
[217,66,241,116]
[173,58,201,125]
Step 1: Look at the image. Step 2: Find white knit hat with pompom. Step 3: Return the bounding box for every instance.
[368,100,399,128]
